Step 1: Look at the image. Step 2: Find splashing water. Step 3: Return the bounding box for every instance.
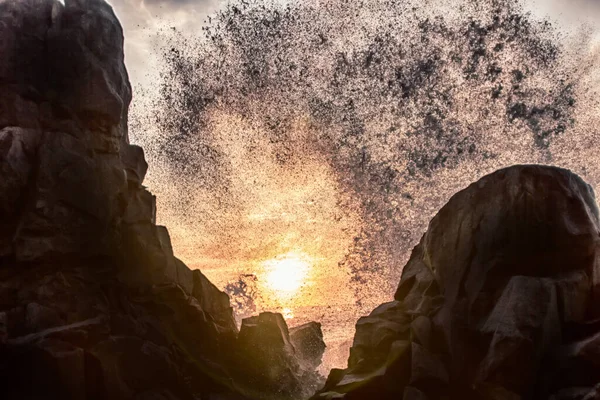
[130,0,600,371]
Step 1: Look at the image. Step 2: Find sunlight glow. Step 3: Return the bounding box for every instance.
[282,308,295,320]
[263,252,311,295]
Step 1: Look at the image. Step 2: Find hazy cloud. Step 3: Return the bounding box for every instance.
[141,0,215,6]
[527,0,600,27]
[107,0,222,88]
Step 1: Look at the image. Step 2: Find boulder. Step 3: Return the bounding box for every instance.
[234,312,325,398]
[315,165,600,399]
[290,321,326,370]
[237,312,300,391]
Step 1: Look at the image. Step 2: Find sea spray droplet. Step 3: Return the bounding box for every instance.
[131,0,600,371]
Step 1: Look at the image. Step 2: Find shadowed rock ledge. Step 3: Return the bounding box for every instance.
[314,165,600,400]
[0,0,323,399]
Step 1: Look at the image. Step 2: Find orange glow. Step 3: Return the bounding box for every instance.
[262,252,311,295]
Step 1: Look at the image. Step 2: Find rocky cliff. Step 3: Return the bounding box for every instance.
[4,1,600,400]
[0,0,323,399]
[314,165,600,400]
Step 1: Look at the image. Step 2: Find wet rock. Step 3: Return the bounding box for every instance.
[25,302,63,332]
[403,386,429,400]
[123,187,156,224]
[0,0,323,399]
[410,316,432,349]
[0,312,7,344]
[290,321,326,370]
[0,127,39,256]
[234,312,325,398]
[237,312,301,391]
[409,342,448,387]
[121,144,148,186]
[0,338,88,400]
[47,0,132,127]
[315,165,600,400]
[91,336,187,400]
[584,385,600,400]
[348,301,410,369]
[192,268,237,333]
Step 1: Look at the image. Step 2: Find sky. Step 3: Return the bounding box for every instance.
[108,0,600,90]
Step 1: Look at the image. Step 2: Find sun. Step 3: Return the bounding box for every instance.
[263,252,311,295]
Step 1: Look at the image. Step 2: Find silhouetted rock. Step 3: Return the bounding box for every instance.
[290,322,326,370]
[0,1,320,399]
[234,313,324,398]
[314,165,600,399]
[238,313,302,392]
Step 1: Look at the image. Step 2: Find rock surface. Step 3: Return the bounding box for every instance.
[290,322,327,371]
[0,1,322,399]
[314,165,600,399]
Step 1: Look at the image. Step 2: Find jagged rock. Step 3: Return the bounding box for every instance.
[315,165,600,399]
[549,387,596,400]
[584,385,600,400]
[123,188,156,224]
[0,127,39,256]
[290,321,326,370]
[121,144,148,185]
[48,0,132,127]
[404,386,429,400]
[477,276,561,392]
[237,312,302,392]
[409,342,448,387]
[192,268,237,333]
[0,1,321,399]
[25,302,63,332]
[348,301,410,369]
[0,312,7,344]
[90,336,188,400]
[233,312,325,398]
[410,316,432,349]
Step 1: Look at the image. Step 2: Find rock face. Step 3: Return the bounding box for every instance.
[314,165,600,400]
[235,314,326,398]
[290,322,327,371]
[0,1,322,399]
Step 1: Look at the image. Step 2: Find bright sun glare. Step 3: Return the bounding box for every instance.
[263,252,311,295]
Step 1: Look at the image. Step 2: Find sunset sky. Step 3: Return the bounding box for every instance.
[103,0,600,372]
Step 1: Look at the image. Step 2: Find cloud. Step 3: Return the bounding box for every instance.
[141,0,215,7]
[107,0,222,88]
[526,0,600,27]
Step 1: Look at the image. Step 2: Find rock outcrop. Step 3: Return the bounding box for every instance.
[290,322,327,371]
[314,165,600,400]
[0,0,322,399]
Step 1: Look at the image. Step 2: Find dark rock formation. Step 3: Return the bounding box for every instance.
[0,0,322,399]
[314,165,600,400]
[234,314,326,398]
[290,322,327,371]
